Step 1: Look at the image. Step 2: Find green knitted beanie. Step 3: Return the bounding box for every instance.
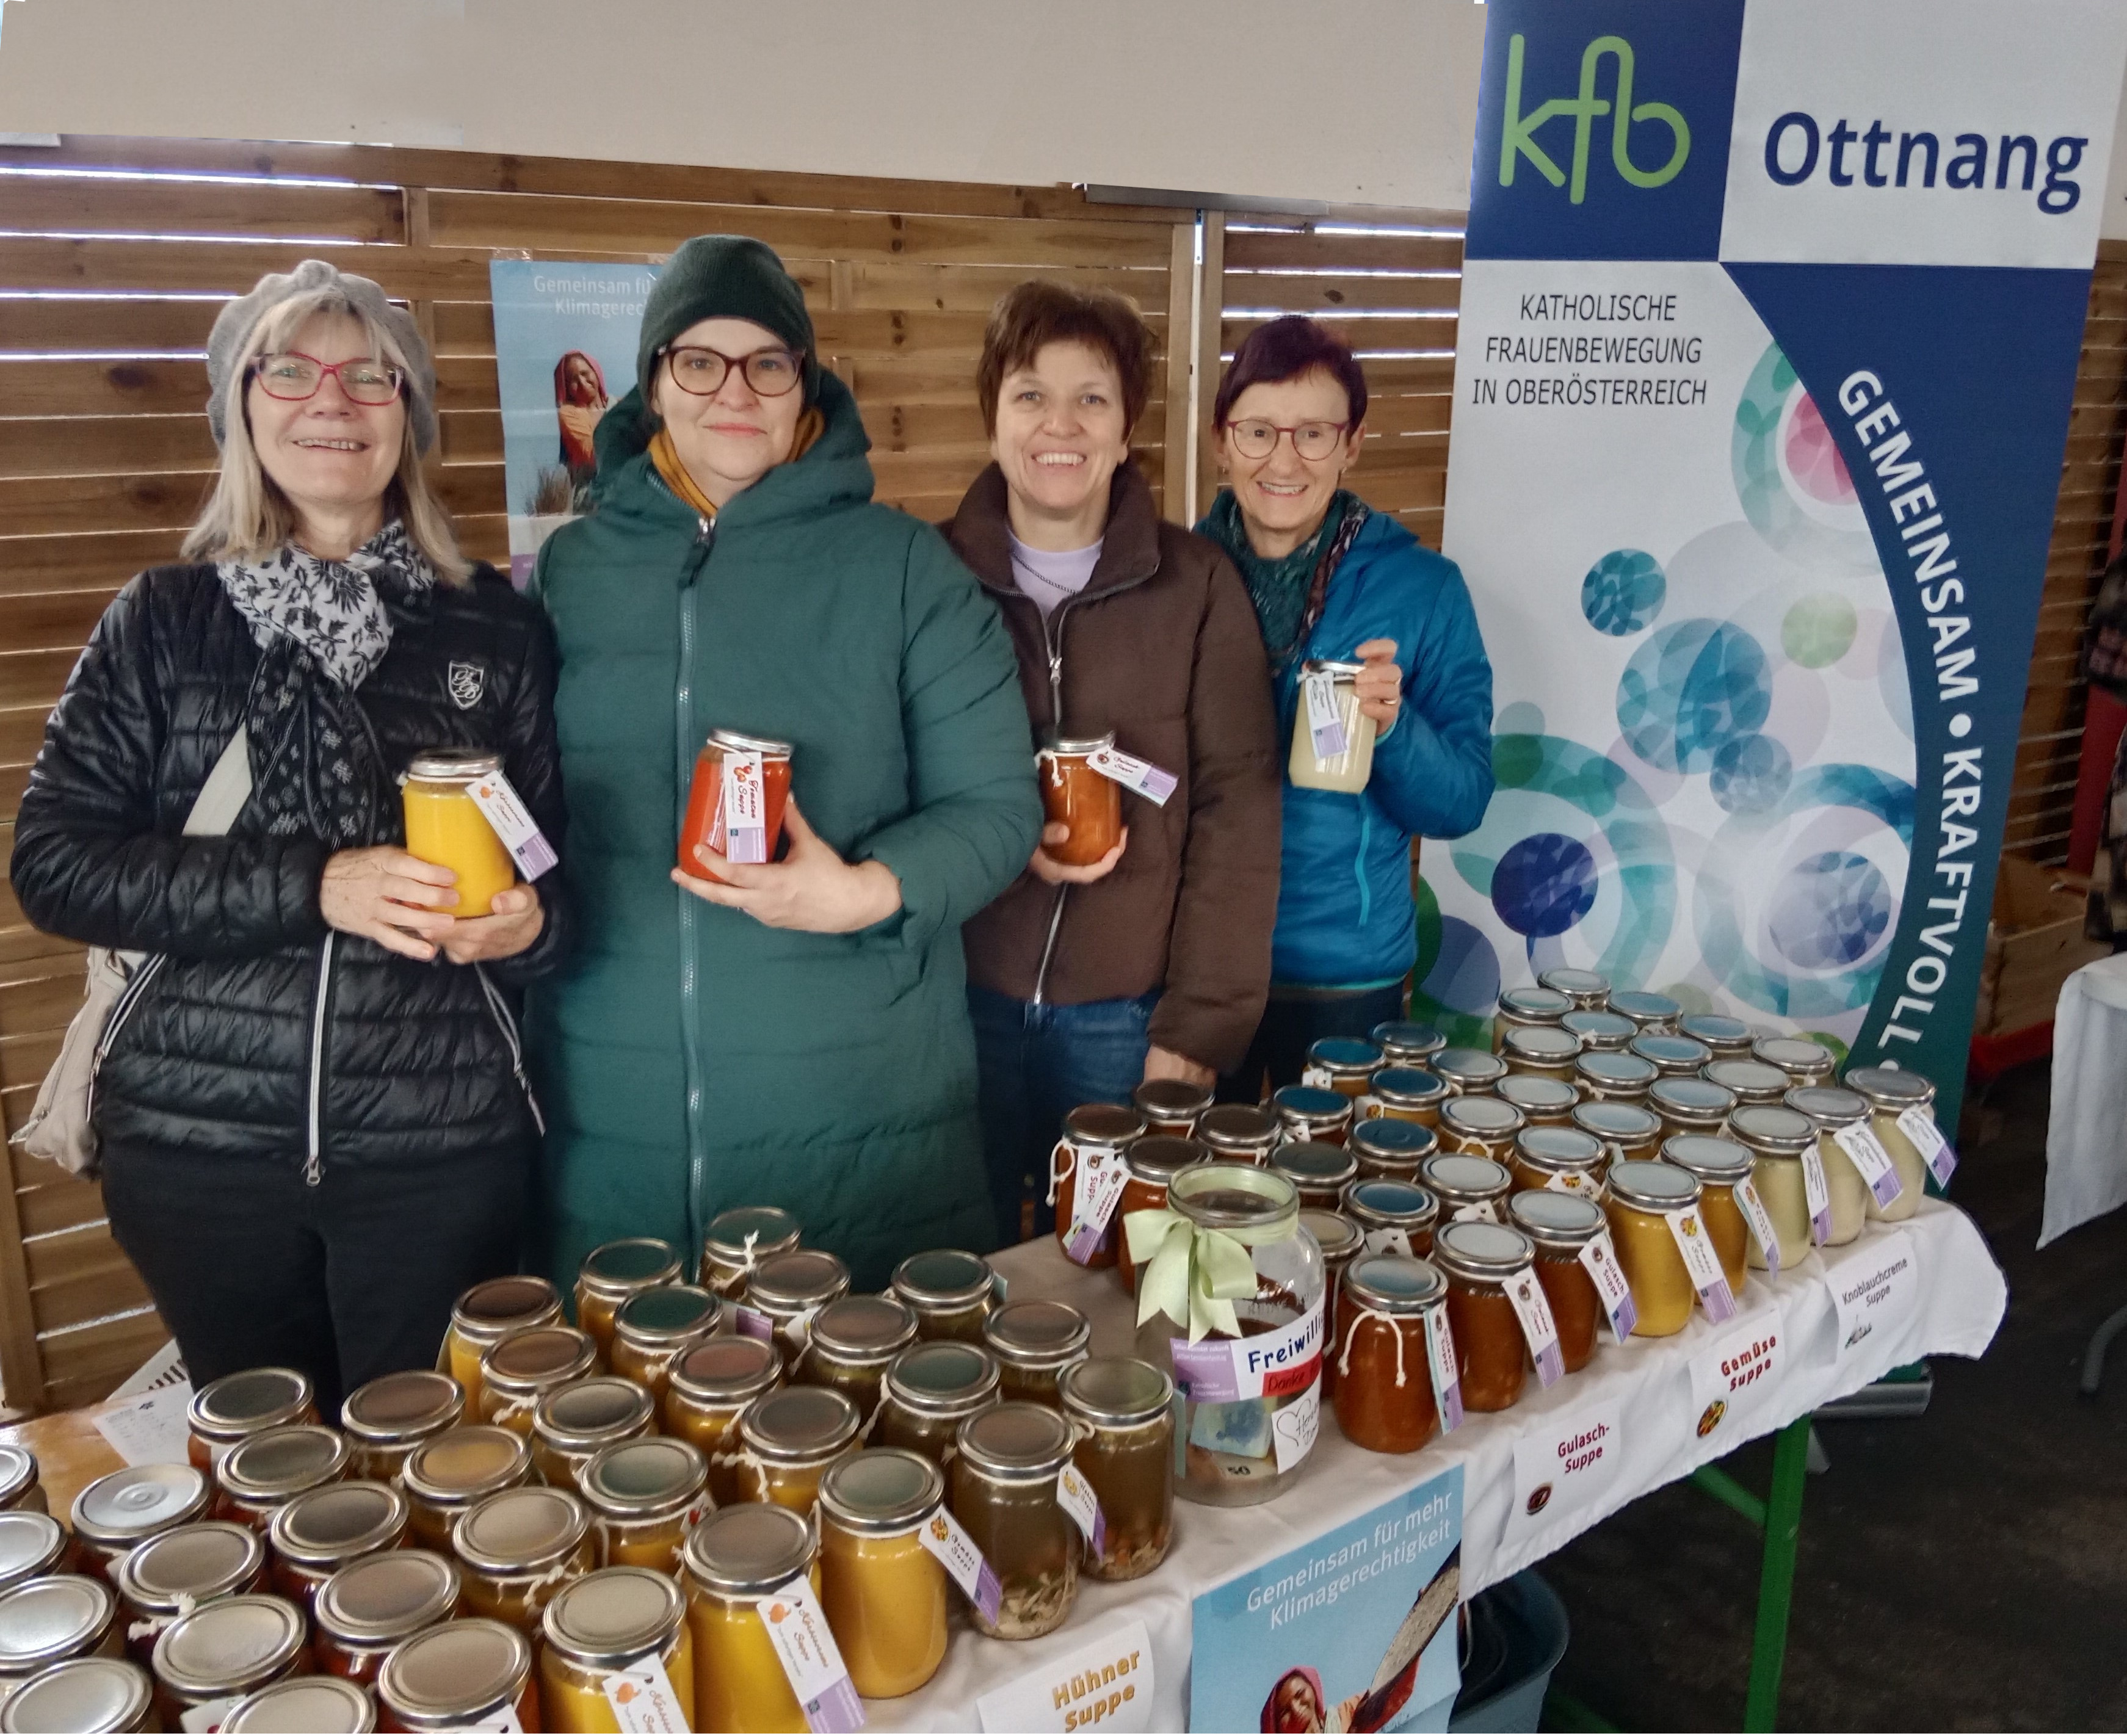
[637,235,818,406]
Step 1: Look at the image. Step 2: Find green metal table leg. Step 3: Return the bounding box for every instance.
[1742,1416,1812,1731]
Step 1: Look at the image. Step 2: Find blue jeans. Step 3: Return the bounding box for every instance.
[967,985,1158,1246]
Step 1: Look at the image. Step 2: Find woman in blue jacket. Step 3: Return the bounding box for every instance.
[1197,316,1495,1095]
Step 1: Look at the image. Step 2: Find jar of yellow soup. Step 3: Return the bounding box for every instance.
[538,1567,695,1735]
[442,1278,562,1415]
[684,1505,821,1735]
[401,749,518,917]
[816,1451,949,1699]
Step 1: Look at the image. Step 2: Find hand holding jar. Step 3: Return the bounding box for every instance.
[674,797,903,933]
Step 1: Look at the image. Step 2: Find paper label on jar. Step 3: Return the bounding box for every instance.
[1663,1206,1737,1323]
[181,1699,243,1734]
[718,749,769,866]
[464,767,559,879]
[1733,1176,1783,1276]
[1543,1170,1600,1199]
[735,1305,775,1344]
[1269,1378,1321,1473]
[1449,1201,1501,1225]
[1056,1463,1108,1555]
[1576,1230,1639,1339]
[1303,668,1349,758]
[1301,1064,1334,1091]
[603,1660,690,1734]
[1502,1267,1565,1387]
[1799,1143,1834,1244]
[1168,1299,1324,1403]
[758,1575,865,1734]
[1353,1093,1383,1119]
[1360,1226,1414,1258]
[1832,1121,1905,1210]
[1897,1105,1957,1186]
[916,1506,1004,1629]
[1422,1303,1464,1432]
[1063,1146,1129,1264]
[1087,744,1177,806]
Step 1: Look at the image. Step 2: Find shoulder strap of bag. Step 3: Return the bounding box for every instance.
[181,725,251,837]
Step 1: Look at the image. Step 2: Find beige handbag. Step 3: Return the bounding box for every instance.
[12,729,253,1177]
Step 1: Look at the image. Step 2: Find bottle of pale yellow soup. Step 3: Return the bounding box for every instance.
[1843,1066,1937,1219]
[1782,1087,1878,1243]
[1289,658,1376,792]
[400,748,518,916]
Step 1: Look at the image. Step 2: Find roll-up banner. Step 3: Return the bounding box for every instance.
[1432,0,2127,1129]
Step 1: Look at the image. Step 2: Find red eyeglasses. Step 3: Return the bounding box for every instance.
[251,352,405,405]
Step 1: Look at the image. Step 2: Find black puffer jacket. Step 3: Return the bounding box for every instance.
[10,560,568,1171]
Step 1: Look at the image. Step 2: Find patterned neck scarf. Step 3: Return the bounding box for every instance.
[1199,488,1369,673]
[217,521,437,848]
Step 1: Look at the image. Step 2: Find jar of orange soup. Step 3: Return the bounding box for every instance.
[442,1278,562,1416]
[576,1239,683,1356]
[401,749,518,917]
[399,1428,533,1553]
[1332,1256,1449,1454]
[579,1439,709,1575]
[1194,1104,1282,1165]
[1430,1222,1547,1413]
[679,729,792,881]
[700,1207,803,1299]
[1362,1068,1448,1128]
[266,1480,406,1610]
[815,1451,950,1698]
[532,1378,657,1493]
[312,1549,460,1685]
[1272,1141,1359,1210]
[1271,1085,1352,1147]
[1115,1138,1208,1295]
[1132,1079,1212,1138]
[1037,732,1124,867]
[609,1284,723,1401]
[479,1327,598,1436]
[1498,1074,1581,1127]
[1506,1191,1606,1373]
[1348,1118,1437,1182]
[188,1370,318,1474]
[375,1618,537,1734]
[1050,1103,1147,1268]
[888,1250,998,1344]
[1302,1038,1383,1099]
[1372,1022,1447,1070]
[1508,1125,1607,1199]
[663,1337,783,1509]
[342,1372,464,1485]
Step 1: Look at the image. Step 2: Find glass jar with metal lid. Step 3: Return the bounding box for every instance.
[1508,1126,1607,1199]
[1607,989,1680,1032]
[1571,1100,1662,1164]
[0,1577,122,1698]
[1332,1255,1449,1454]
[681,728,794,883]
[1341,1179,1440,1258]
[187,1369,317,1473]
[1728,1106,1820,1270]
[576,1239,683,1356]
[802,1295,919,1414]
[375,1618,536,1734]
[1194,1103,1282,1165]
[1437,1096,1524,1163]
[312,1550,460,1685]
[950,1405,1079,1640]
[1631,1032,1712,1078]
[399,1427,533,1552]
[700,1206,802,1300]
[1500,1025,1582,1082]
[1300,1210,1364,1398]
[1430,1223,1539,1413]
[341,1371,463,1485]
[579,1438,708,1575]
[662,1339,782,1508]
[71,1467,212,1583]
[1056,1359,1174,1582]
[1302,1037,1383,1099]
[0,1511,71,1597]
[874,1342,1001,1469]
[816,1450,950,1697]
[1363,1067,1448,1129]
[0,1657,153,1735]
[539,1567,694,1733]
[1432,1047,1507,1096]
[442,1277,562,1413]
[1272,1141,1360,1210]
[890,1250,998,1343]
[1561,1008,1636,1051]
[1844,1066,1936,1219]
[1507,1192,1606,1374]
[1679,1012,1756,1058]
[683,1504,818,1734]
[735,1387,861,1515]
[609,1285,723,1400]
[1661,1135,1761,1295]
[214,1425,350,1531]
[451,1486,594,1633]
[1371,1021,1448,1069]
[1419,1152,1514,1224]
[401,748,516,917]
[1752,1035,1836,1088]
[222,1676,375,1734]
[532,1378,656,1492]
[1537,967,1611,1008]
[1706,1058,1793,1105]
[1494,985,1573,1050]
[115,1522,264,1664]
[1115,1139,1209,1295]
[1271,1085,1352,1147]
[1649,1076,1737,1140]
[266,1481,405,1609]
[1134,1165,1325,1508]
[0,1453,34,1524]
[479,1326,599,1436]
[1784,1087,1877,1243]
[148,1593,305,1725]
[744,1250,853,1363]
[1574,1051,1658,1104]
[1348,1116,1437,1181]
[982,1301,1092,1407]
[1038,730,1123,866]
[1601,1161,1708,1336]
[1132,1077,1213,1138]
[1049,1103,1148,1269]
[1289,658,1377,792]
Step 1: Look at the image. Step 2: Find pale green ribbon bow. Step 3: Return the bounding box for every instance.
[1125,1207,1261,1343]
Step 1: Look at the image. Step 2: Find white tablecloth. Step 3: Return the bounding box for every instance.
[2042,953,2127,1247]
[870,1202,2005,1731]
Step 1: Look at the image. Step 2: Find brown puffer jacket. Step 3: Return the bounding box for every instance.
[945,461,1281,1073]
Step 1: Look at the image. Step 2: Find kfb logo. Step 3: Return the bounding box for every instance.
[1499,33,1689,203]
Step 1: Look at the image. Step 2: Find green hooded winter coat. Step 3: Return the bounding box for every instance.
[527,374,1042,1289]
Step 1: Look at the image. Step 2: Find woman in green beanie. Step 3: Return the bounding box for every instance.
[527,235,1043,1288]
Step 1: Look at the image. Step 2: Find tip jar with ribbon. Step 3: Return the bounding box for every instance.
[1124,1163,1325,1508]
[679,729,792,882]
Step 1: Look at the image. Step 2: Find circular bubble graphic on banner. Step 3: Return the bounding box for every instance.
[1710,733,1792,815]
[1581,549,1667,636]
[1767,850,1894,969]
[1733,344,1877,574]
[1781,592,1858,667]
[1491,832,1600,938]
[1617,618,1773,773]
